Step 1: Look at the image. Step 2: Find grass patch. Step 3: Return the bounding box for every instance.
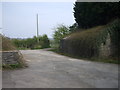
[48,48,119,64]
[2,60,28,70]
[48,48,60,53]
[90,57,119,64]
[2,63,26,70]
[2,54,28,70]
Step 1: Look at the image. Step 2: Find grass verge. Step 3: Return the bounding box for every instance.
[2,62,28,70]
[48,48,119,64]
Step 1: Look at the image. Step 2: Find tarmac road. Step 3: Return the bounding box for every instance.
[2,50,118,88]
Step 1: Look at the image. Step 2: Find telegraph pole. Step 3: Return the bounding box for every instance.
[36,14,39,43]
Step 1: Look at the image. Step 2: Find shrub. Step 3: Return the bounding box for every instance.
[12,34,50,49]
[53,24,70,44]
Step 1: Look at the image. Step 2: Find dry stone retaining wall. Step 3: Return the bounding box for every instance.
[99,33,111,58]
[2,51,23,65]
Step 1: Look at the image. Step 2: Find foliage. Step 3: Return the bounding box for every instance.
[60,19,120,60]
[49,39,59,48]
[12,34,50,49]
[64,26,107,58]
[106,19,120,58]
[69,23,78,32]
[53,24,70,44]
[39,34,50,48]
[1,34,16,51]
[74,2,120,29]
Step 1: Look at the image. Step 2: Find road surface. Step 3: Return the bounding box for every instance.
[3,50,118,88]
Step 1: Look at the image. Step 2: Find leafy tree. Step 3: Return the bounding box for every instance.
[40,34,50,48]
[74,2,120,29]
[69,23,78,32]
[53,24,70,44]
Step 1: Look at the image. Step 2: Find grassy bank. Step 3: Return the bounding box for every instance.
[1,35,16,51]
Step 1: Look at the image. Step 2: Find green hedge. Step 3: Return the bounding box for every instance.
[61,19,120,59]
[12,35,50,50]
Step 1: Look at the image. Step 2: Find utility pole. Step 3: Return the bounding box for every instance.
[36,14,39,43]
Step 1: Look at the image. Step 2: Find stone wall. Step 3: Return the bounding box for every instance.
[60,39,75,55]
[2,51,24,65]
[60,33,112,58]
[99,33,111,58]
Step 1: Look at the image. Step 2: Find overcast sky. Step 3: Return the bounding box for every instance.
[2,2,75,38]
[0,2,2,31]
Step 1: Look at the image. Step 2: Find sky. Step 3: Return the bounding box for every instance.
[2,2,75,38]
[0,2,2,31]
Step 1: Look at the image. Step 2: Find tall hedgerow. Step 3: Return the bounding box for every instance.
[61,19,120,59]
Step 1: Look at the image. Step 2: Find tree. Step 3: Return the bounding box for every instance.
[74,2,120,29]
[53,24,70,44]
[12,35,50,49]
[69,23,78,32]
[40,34,50,48]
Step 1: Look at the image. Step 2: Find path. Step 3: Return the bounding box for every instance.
[2,50,118,88]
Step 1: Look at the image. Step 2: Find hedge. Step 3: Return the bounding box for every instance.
[60,19,120,59]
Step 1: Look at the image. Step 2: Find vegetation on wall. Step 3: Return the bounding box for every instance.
[60,19,120,60]
[61,26,107,57]
[106,19,120,58]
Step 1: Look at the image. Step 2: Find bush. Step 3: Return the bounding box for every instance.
[12,34,50,49]
[53,24,70,44]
